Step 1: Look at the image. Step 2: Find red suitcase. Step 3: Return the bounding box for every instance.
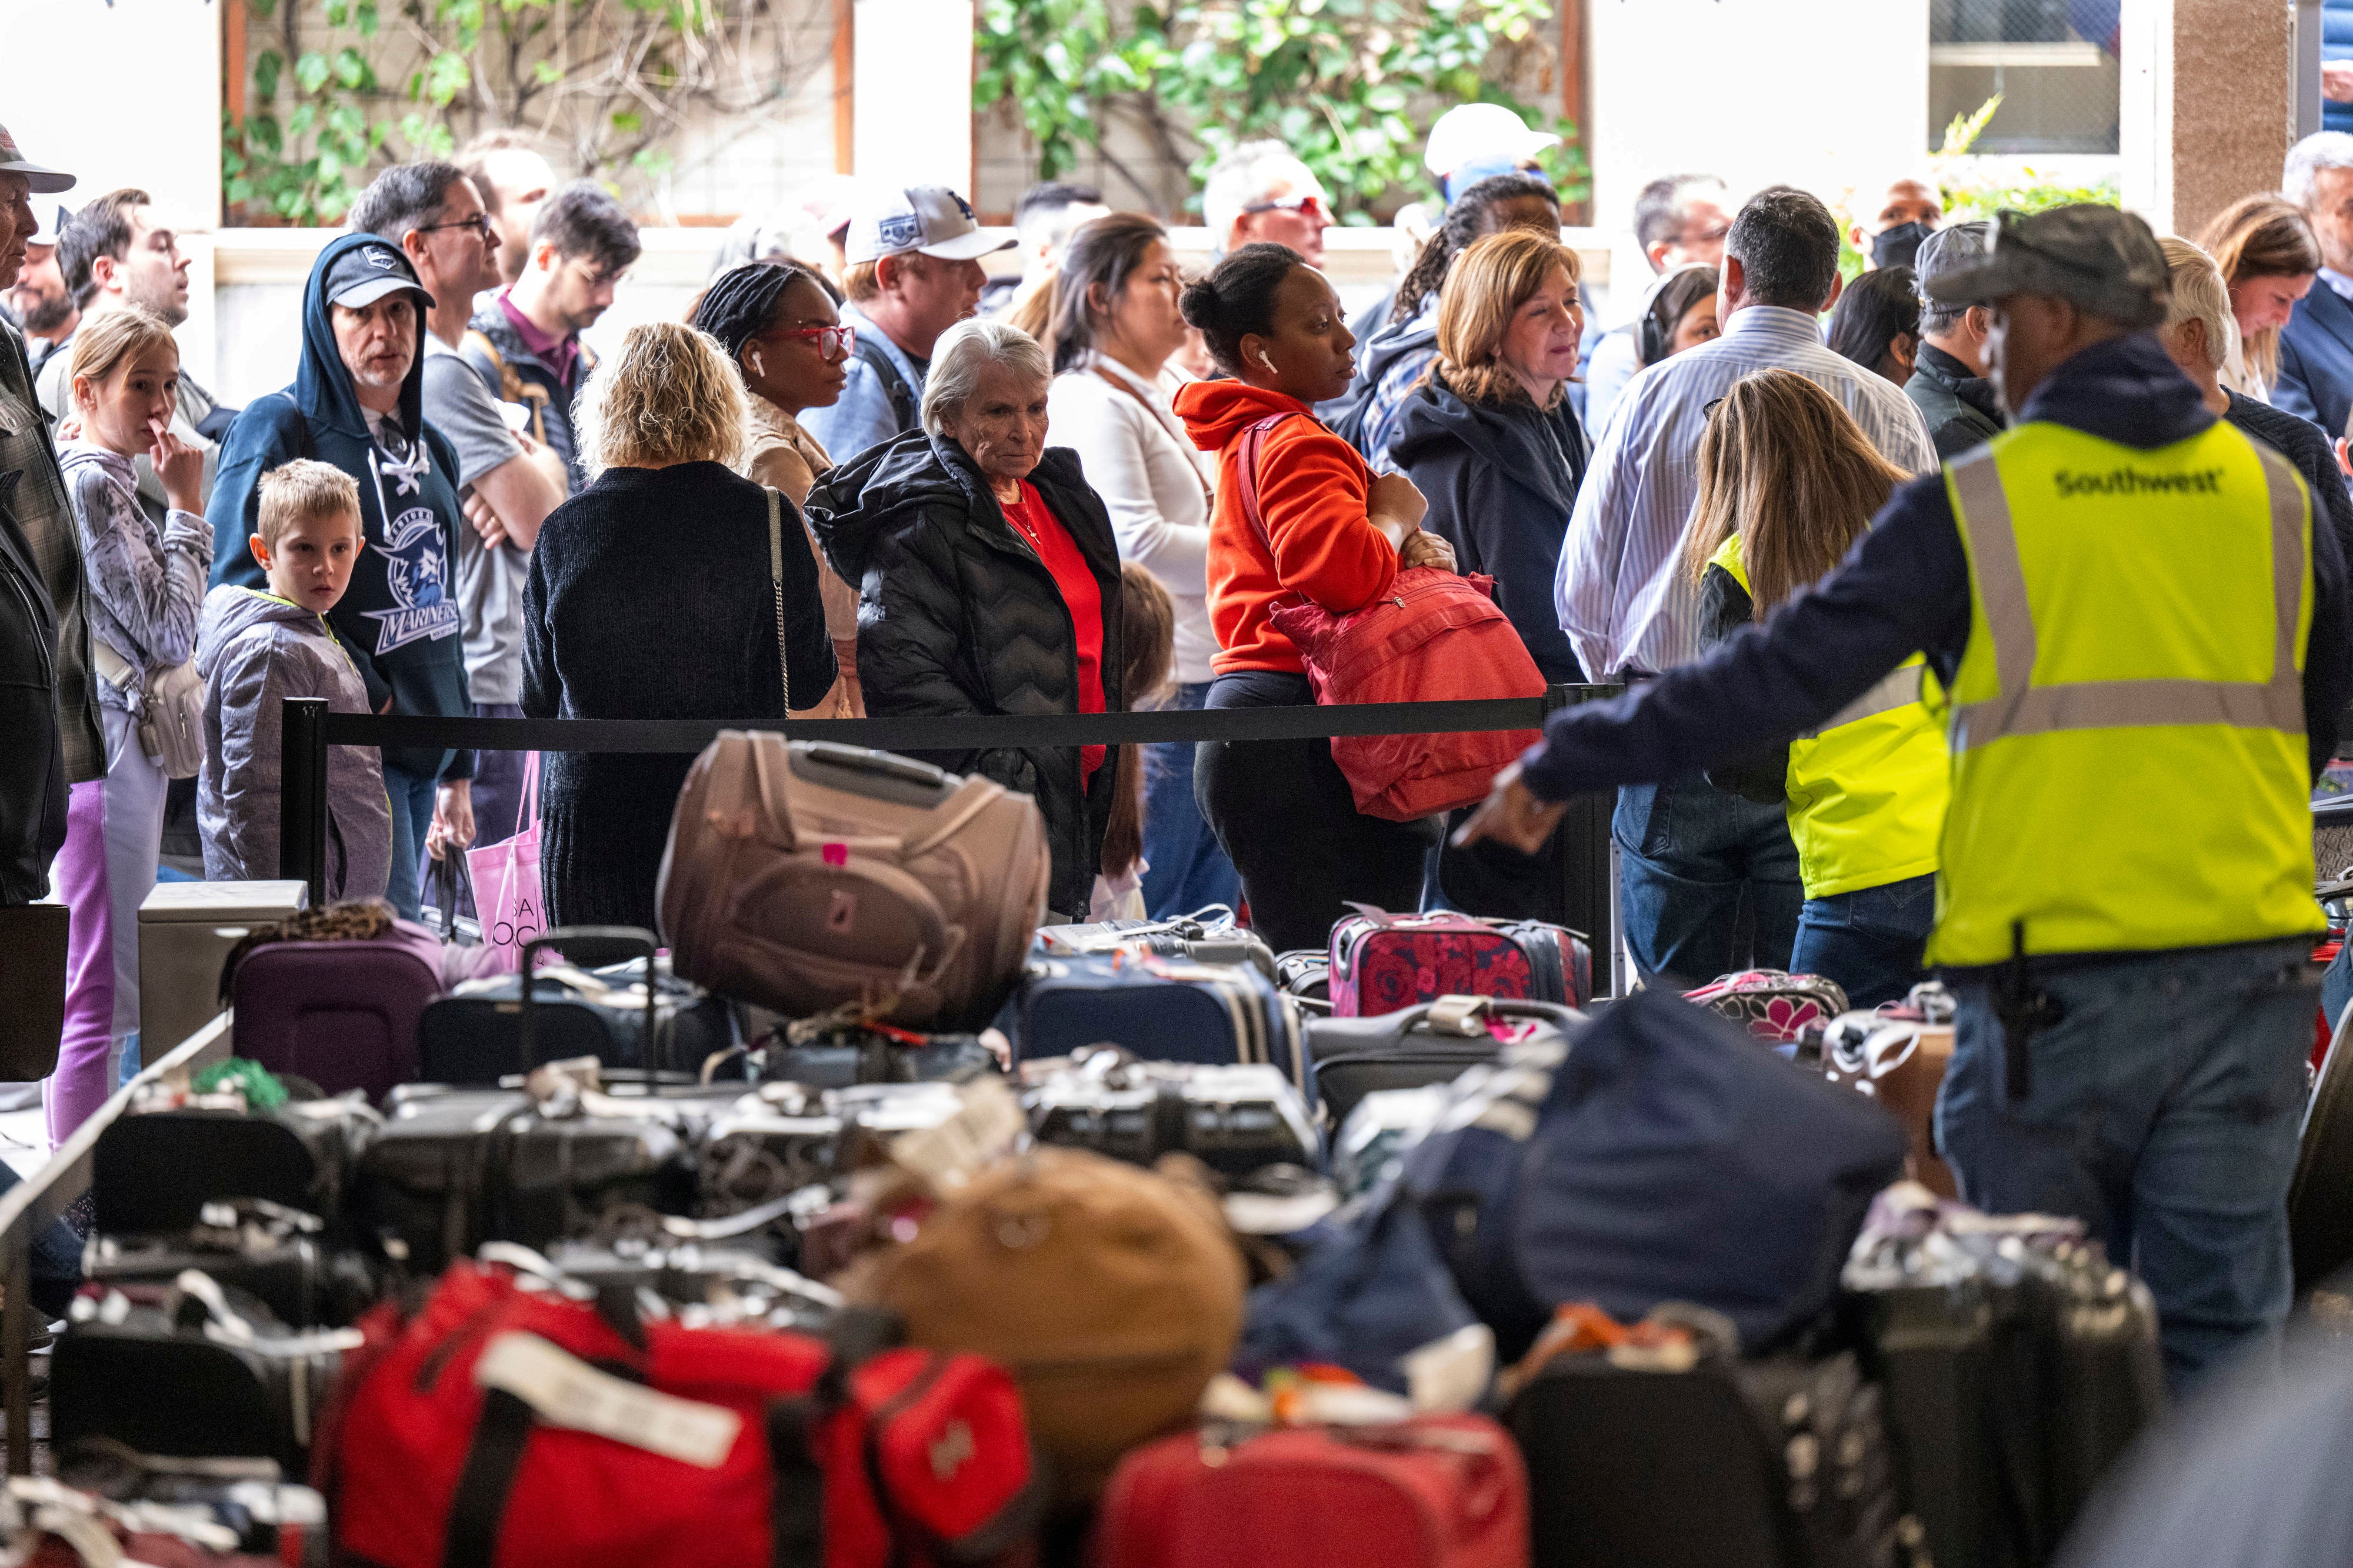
[1091,1416,1528,1568]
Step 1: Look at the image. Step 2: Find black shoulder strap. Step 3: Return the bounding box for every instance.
[851,338,919,433]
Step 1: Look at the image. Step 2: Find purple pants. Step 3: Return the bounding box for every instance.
[48,780,115,1146]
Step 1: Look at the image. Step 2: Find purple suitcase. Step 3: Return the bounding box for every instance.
[229,920,446,1097]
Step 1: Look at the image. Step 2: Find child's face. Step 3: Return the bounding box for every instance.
[255,508,362,615]
[76,343,180,456]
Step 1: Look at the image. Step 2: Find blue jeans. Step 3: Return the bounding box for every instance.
[382,764,439,921]
[1939,939,2317,1392]
[2322,939,2353,1040]
[1614,776,1802,987]
[1139,682,1241,920]
[1791,873,1937,1009]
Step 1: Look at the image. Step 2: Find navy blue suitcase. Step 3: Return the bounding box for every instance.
[1006,952,1305,1085]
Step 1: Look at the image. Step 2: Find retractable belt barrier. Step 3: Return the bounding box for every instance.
[278,686,1628,976]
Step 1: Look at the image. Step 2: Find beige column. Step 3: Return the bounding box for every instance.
[851,0,975,192]
[2121,0,2295,239]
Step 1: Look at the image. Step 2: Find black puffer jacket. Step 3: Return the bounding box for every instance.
[0,476,66,905]
[807,432,1124,918]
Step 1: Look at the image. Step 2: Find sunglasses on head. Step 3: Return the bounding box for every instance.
[1243,193,1329,223]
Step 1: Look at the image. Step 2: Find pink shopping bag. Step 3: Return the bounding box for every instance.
[465,750,544,974]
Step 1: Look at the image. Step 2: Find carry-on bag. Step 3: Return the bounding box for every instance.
[1305,996,1583,1127]
[85,1199,378,1330]
[659,733,1051,1030]
[93,1091,381,1241]
[1402,988,1907,1359]
[350,1089,531,1274]
[226,915,445,1100]
[318,1260,1045,1568]
[1019,1049,1321,1177]
[1684,969,1850,1045]
[466,748,546,973]
[1034,912,1275,979]
[1233,414,1544,821]
[1328,908,1591,1017]
[53,1275,358,1476]
[416,928,735,1083]
[1008,953,1305,1083]
[1092,1414,1530,1568]
[856,1146,1244,1504]
[755,1016,1001,1090]
[1507,1323,1910,1568]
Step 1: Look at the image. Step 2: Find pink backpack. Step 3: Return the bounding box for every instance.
[1238,415,1545,821]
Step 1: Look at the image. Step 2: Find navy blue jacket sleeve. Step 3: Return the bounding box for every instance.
[1447,462,1585,685]
[1517,471,1970,801]
[2304,466,2350,778]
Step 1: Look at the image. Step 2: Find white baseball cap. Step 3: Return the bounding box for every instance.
[1421,103,1557,179]
[845,186,1015,266]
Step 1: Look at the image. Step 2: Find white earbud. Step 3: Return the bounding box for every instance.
[1258,350,1278,372]
[749,351,766,378]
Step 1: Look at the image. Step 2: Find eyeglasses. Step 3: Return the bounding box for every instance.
[1702,396,1728,419]
[1242,193,1329,223]
[416,213,494,242]
[758,323,857,356]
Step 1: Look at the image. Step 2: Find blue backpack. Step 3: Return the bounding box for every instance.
[1402,988,1908,1357]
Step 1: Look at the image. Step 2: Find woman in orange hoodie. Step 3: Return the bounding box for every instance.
[1172,242,1457,953]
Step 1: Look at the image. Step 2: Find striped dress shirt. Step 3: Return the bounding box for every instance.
[1554,303,1939,682]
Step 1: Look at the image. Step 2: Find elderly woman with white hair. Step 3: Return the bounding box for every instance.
[2157,235,2353,567]
[523,319,839,930]
[806,317,1124,920]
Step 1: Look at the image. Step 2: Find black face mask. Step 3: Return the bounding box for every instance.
[1872,221,1934,272]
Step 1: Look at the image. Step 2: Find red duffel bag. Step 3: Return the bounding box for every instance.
[1238,416,1545,822]
[315,1261,1044,1568]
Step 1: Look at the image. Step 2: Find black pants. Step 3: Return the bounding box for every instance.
[1194,672,1436,955]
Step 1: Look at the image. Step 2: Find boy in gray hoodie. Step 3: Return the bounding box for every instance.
[195,459,392,899]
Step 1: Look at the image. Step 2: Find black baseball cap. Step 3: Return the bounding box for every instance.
[1922,205,2169,329]
[321,239,435,311]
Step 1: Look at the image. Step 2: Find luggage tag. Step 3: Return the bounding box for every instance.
[886,1077,1024,1190]
[473,1330,742,1467]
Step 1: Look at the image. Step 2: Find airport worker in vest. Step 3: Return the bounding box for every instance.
[1459,204,2353,1390]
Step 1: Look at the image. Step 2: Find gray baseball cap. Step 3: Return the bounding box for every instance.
[1922,205,2171,329]
[0,125,74,195]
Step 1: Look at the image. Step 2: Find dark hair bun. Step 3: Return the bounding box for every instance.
[1179,275,1222,331]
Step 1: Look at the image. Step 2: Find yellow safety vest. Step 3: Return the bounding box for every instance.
[1709,536,1949,900]
[1929,419,2323,966]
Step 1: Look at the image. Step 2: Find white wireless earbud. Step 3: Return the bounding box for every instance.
[749,351,766,378]
[1258,350,1278,372]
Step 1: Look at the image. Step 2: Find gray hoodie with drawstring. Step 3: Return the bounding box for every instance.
[194,583,392,900]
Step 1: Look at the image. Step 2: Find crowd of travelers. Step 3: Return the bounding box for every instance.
[8,97,2353,1414]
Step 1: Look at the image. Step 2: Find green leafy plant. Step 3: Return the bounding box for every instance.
[975,0,1588,222]
[224,0,829,225]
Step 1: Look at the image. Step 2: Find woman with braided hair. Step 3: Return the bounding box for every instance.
[1348,171,1562,469]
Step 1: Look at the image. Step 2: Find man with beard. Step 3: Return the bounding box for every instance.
[6,202,75,374]
[460,181,638,493]
[207,235,475,922]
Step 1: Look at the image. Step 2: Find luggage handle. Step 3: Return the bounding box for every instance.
[519,928,659,1071]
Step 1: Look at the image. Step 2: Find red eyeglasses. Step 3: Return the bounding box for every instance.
[758,323,857,356]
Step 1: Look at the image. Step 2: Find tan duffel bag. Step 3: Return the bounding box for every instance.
[658,731,1050,1028]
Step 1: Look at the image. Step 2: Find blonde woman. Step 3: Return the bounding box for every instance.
[521,321,838,929]
[1675,369,1945,1006]
[1389,226,1589,685]
[2157,236,2353,568]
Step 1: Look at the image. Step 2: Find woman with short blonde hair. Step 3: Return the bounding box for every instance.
[1389,226,1591,919]
[522,319,838,929]
[2157,235,2353,578]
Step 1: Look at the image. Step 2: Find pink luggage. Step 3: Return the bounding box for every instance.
[1328,906,1592,1017]
[1682,969,1849,1045]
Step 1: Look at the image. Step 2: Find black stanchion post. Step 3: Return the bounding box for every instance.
[4,1239,26,1476]
[1545,685,1624,996]
[279,697,330,909]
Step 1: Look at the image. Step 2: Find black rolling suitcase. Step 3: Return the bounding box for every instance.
[753,1016,1001,1089]
[52,1274,355,1474]
[1508,1342,1914,1568]
[93,1090,380,1239]
[699,1089,842,1218]
[1018,1047,1319,1177]
[415,928,736,1083]
[1274,949,1332,1013]
[85,1198,379,1329]
[1034,909,1277,978]
[1304,995,1584,1126]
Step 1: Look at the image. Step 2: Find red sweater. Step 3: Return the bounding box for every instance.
[1172,381,1401,675]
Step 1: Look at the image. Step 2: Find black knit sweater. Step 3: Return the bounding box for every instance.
[522,461,836,931]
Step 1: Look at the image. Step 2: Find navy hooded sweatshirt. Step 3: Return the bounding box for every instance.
[1515,332,2351,969]
[207,232,473,783]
